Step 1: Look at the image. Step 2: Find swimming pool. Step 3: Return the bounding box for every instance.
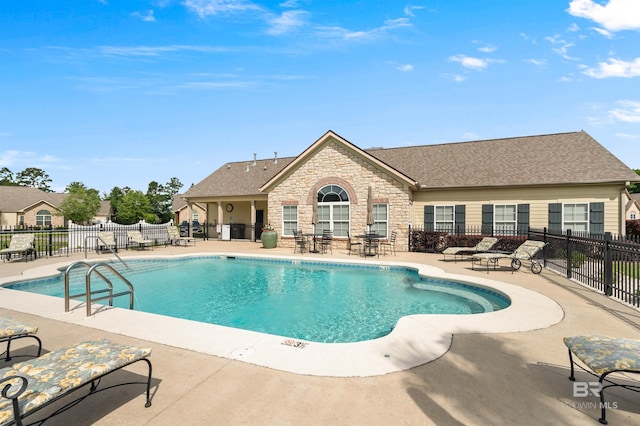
[4,256,510,343]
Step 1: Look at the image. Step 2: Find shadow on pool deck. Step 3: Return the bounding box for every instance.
[2,239,640,425]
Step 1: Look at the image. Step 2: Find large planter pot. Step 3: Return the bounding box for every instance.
[261,231,278,249]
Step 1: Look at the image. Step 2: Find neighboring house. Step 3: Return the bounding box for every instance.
[0,186,112,228]
[626,191,640,220]
[183,130,640,249]
[172,195,207,226]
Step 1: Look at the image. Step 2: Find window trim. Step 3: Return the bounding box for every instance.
[282,205,298,237]
[493,204,517,235]
[434,205,455,232]
[563,202,589,232]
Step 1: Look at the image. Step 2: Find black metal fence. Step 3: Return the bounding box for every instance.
[409,225,640,309]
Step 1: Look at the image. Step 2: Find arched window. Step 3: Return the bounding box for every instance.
[36,209,52,227]
[317,185,349,237]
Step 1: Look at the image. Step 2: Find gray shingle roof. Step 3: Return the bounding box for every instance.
[184,131,639,198]
[0,186,59,211]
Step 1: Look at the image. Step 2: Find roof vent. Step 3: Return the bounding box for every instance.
[227,164,231,169]
[274,151,278,164]
[246,162,250,172]
[253,153,257,166]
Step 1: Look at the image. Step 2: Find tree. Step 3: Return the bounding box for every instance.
[58,182,101,224]
[146,178,183,223]
[0,167,17,186]
[628,169,640,193]
[114,190,151,225]
[15,167,53,192]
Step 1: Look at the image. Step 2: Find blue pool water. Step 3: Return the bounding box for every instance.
[5,257,510,343]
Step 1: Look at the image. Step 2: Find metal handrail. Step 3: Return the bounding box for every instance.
[63,260,135,317]
[84,235,129,269]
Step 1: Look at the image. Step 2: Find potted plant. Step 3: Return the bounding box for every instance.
[261,223,277,248]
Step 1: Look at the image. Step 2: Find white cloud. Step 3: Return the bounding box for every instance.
[266,10,307,35]
[545,35,578,60]
[609,100,640,122]
[397,64,414,72]
[183,0,261,18]
[132,10,156,22]
[615,132,640,139]
[404,5,425,17]
[99,45,230,57]
[583,58,640,78]
[568,0,640,32]
[443,73,465,82]
[462,132,479,140]
[316,17,411,42]
[527,59,546,66]
[592,27,613,37]
[568,23,580,32]
[449,55,488,70]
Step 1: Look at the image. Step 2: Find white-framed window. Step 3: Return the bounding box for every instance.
[192,211,199,222]
[317,185,350,237]
[632,213,637,220]
[282,205,298,237]
[564,203,588,232]
[36,209,52,227]
[435,205,454,232]
[370,204,388,237]
[494,204,517,234]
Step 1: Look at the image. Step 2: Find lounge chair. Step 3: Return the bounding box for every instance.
[0,234,36,263]
[0,317,42,362]
[127,230,153,250]
[471,240,546,274]
[0,338,153,425]
[97,231,118,253]
[167,226,196,246]
[441,237,498,262]
[564,335,640,424]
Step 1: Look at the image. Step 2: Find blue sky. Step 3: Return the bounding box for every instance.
[1,0,639,195]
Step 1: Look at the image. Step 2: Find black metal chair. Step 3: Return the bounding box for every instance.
[293,230,309,254]
[346,231,362,256]
[319,230,333,254]
[380,231,397,256]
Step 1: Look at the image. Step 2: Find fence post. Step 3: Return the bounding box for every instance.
[604,232,613,296]
[48,225,53,257]
[566,229,572,280]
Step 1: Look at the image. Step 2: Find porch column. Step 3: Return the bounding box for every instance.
[217,202,223,239]
[186,203,193,237]
[251,200,256,241]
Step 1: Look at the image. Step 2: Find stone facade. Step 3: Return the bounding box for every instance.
[267,138,411,250]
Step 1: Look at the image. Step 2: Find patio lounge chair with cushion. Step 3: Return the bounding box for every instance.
[564,335,640,424]
[0,234,36,263]
[167,226,196,246]
[0,338,153,426]
[0,317,41,362]
[471,239,546,274]
[127,231,154,250]
[441,237,498,262]
[97,231,118,253]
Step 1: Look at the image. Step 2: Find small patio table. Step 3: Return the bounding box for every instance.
[356,233,382,257]
[302,233,322,253]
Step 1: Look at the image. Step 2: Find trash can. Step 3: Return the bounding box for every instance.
[231,224,245,239]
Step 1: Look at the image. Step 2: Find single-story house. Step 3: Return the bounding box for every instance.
[0,186,112,228]
[626,191,640,220]
[182,130,640,250]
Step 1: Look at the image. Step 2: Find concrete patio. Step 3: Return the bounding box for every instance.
[1,239,640,425]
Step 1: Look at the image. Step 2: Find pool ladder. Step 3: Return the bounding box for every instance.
[64,261,135,317]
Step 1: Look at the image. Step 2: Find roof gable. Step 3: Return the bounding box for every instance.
[259,130,417,192]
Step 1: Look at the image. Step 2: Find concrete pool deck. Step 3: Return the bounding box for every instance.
[1,240,640,425]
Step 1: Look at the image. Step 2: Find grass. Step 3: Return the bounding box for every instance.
[615,262,639,279]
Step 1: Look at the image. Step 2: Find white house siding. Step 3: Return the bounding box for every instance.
[268,139,412,249]
[412,184,624,234]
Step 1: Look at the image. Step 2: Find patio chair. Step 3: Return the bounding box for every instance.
[441,237,498,262]
[0,234,36,262]
[380,231,398,256]
[0,338,153,425]
[471,240,546,274]
[346,231,362,256]
[97,231,117,253]
[127,230,154,250]
[319,230,333,254]
[293,230,309,254]
[167,225,196,246]
[0,316,42,362]
[564,335,640,424]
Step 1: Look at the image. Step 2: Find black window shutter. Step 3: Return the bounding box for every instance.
[424,205,434,231]
[454,205,466,233]
[517,204,530,234]
[481,204,493,234]
[589,202,604,235]
[548,203,562,232]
